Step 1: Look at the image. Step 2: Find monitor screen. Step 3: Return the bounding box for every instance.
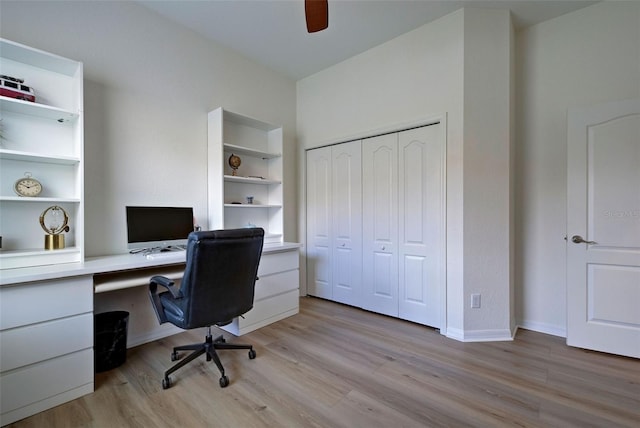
[126,206,194,250]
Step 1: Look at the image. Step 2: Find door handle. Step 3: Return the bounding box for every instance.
[571,235,596,244]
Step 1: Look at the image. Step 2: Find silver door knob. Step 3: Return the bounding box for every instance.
[571,235,596,244]
[381,246,385,251]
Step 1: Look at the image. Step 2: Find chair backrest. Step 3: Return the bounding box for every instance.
[179,228,264,329]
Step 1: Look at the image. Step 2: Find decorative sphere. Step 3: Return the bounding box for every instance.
[228,154,241,169]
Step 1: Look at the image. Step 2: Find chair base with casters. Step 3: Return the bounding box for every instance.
[161,325,256,389]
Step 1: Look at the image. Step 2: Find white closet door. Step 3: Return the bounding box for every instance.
[362,133,399,316]
[398,124,444,328]
[306,147,332,299]
[331,141,362,306]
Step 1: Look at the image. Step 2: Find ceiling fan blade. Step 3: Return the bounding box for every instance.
[305,0,328,33]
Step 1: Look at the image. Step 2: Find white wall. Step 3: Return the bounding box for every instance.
[515,1,640,336]
[462,9,513,338]
[0,0,298,257]
[297,9,513,339]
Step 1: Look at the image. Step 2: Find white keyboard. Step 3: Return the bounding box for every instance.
[145,250,186,261]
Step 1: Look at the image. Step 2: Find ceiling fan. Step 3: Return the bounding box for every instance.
[305,0,328,33]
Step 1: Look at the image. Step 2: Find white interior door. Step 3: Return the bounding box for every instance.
[331,141,362,306]
[306,147,332,299]
[362,133,399,316]
[398,125,444,328]
[567,99,640,358]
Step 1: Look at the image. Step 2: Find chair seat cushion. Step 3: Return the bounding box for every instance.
[159,292,186,327]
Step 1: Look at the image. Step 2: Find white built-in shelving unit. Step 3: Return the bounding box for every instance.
[207,107,299,335]
[0,38,84,269]
[207,107,283,244]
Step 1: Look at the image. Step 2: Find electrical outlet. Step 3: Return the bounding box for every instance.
[471,293,481,308]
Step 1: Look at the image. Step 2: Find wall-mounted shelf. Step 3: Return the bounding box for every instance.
[223,144,281,159]
[224,204,282,208]
[0,196,81,203]
[0,149,80,165]
[0,97,78,122]
[223,175,280,185]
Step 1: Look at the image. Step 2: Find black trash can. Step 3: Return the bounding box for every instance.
[94,311,129,372]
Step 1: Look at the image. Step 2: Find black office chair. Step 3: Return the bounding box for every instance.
[148,228,264,389]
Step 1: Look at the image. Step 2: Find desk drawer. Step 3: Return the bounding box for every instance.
[0,348,93,416]
[244,289,299,326]
[0,276,93,330]
[254,269,299,302]
[0,313,93,372]
[258,250,298,276]
[221,289,299,336]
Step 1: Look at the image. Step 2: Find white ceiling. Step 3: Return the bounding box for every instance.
[137,0,597,80]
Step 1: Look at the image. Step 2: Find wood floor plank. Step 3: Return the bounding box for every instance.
[377,354,543,426]
[7,296,639,427]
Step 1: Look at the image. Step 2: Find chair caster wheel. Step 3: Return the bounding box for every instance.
[219,375,229,388]
[248,349,257,359]
[171,351,179,361]
[162,377,172,389]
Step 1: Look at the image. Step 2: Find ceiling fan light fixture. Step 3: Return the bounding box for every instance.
[305,0,328,33]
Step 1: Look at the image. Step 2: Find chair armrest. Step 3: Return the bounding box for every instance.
[149,275,182,324]
[150,275,182,299]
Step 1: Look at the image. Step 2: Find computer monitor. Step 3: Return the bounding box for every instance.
[126,206,194,251]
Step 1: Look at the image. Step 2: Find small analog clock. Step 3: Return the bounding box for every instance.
[14,173,43,197]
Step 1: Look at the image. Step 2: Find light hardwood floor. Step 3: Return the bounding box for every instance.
[9,297,639,427]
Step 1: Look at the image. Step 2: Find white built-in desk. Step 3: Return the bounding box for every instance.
[0,242,300,426]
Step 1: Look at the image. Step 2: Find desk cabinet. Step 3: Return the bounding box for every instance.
[0,276,94,426]
[220,247,299,336]
[92,245,300,343]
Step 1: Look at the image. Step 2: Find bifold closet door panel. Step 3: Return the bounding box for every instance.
[331,141,362,306]
[398,124,444,328]
[362,133,399,316]
[306,147,332,299]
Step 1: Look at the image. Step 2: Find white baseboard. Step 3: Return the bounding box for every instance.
[446,326,516,342]
[517,320,566,338]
